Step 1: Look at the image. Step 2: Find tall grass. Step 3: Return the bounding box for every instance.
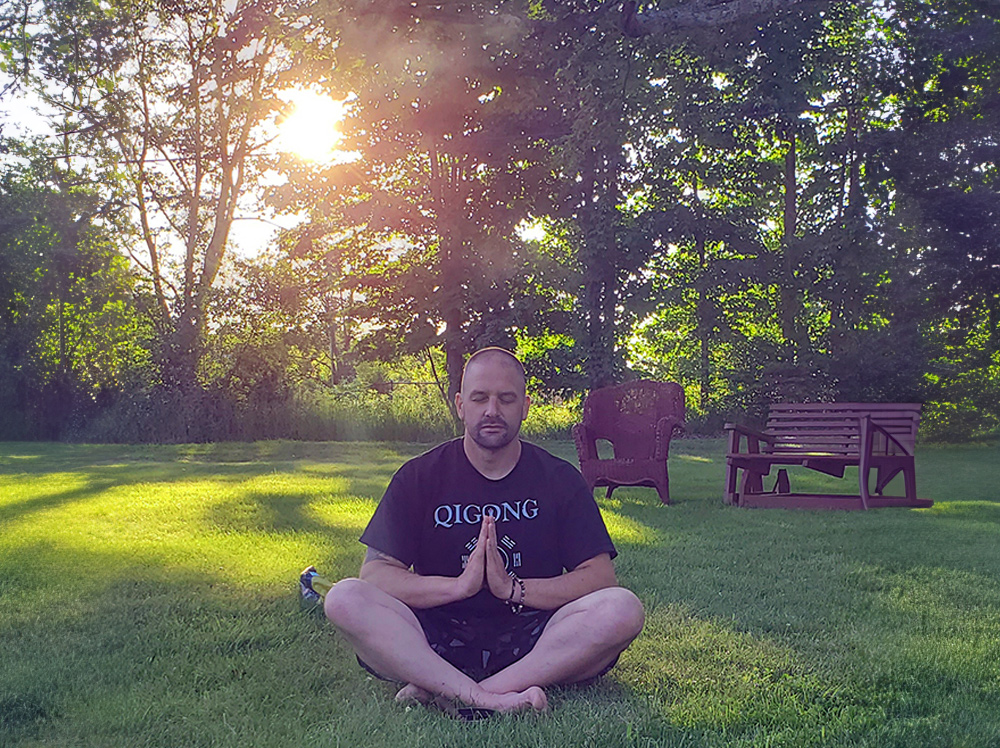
[2,439,999,747]
[292,382,457,442]
[291,382,582,442]
[74,379,582,444]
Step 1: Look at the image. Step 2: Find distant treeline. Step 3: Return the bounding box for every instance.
[1,1,997,443]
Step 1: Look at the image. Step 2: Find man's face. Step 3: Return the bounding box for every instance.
[456,355,530,451]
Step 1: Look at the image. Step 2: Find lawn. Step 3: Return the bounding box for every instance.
[2,438,999,747]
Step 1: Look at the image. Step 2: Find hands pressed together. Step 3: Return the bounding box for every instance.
[457,513,519,602]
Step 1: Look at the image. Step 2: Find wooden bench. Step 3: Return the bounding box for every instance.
[724,403,932,510]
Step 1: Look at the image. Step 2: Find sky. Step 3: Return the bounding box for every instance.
[0,83,50,141]
[1,82,289,258]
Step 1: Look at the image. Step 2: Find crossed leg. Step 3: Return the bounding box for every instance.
[478,586,645,694]
[324,578,547,713]
[324,579,644,712]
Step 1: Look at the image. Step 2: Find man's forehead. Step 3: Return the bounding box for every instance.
[466,381,520,395]
[461,353,525,392]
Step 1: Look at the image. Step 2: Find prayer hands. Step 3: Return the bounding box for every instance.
[456,517,488,598]
[457,513,514,601]
[482,513,515,600]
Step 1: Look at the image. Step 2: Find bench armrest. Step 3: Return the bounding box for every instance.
[863,416,913,456]
[724,422,772,454]
[724,422,769,440]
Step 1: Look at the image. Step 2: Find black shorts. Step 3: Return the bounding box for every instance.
[360,607,554,683]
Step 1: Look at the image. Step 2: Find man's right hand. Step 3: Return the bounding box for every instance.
[454,512,490,599]
[360,514,509,608]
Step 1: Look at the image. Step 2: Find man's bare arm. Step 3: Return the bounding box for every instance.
[480,515,616,610]
[503,553,618,611]
[359,524,488,609]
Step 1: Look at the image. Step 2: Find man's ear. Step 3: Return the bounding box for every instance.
[455,391,465,420]
[522,394,530,420]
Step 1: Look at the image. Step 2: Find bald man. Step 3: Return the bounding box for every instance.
[320,348,644,716]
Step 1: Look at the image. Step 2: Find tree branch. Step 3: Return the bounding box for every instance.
[622,0,838,38]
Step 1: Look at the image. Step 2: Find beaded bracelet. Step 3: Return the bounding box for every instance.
[506,574,525,614]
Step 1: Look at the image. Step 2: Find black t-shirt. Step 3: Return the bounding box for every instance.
[359,439,617,617]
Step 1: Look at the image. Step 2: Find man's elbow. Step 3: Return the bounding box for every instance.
[576,554,618,589]
[359,560,392,585]
[358,562,376,582]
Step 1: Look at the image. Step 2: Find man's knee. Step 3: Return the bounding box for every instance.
[585,587,645,645]
[323,577,371,630]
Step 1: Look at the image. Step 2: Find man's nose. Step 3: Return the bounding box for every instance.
[484,396,501,415]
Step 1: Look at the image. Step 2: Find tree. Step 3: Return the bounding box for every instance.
[0,148,149,439]
[871,0,1000,434]
[272,0,562,409]
[25,0,339,390]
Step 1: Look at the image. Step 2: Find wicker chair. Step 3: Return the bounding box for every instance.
[572,380,685,504]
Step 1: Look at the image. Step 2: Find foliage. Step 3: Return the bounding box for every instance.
[868,0,1000,439]
[22,0,341,390]
[265,0,572,406]
[0,151,151,439]
[1,0,999,442]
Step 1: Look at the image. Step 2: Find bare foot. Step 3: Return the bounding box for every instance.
[395,683,434,705]
[397,683,548,717]
[469,685,548,714]
[395,691,470,720]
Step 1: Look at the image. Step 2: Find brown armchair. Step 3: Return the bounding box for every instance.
[572,380,685,504]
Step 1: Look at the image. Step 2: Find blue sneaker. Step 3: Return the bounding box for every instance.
[299,565,322,605]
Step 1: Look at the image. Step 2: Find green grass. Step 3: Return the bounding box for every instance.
[1,439,999,747]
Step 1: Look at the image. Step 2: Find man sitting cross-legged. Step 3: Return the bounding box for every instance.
[313,347,645,715]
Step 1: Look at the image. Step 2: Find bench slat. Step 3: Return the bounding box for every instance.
[770,402,921,411]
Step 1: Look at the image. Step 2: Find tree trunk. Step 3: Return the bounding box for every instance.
[988,295,1000,358]
[696,235,711,408]
[329,311,341,386]
[444,307,465,421]
[779,127,800,360]
[846,105,862,216]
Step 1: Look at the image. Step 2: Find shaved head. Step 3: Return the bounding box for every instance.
[460,347,526,395]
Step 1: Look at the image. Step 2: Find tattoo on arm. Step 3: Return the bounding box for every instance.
[363,547,408,570]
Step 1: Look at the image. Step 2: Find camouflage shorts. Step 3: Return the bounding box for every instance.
[359,607,553,683]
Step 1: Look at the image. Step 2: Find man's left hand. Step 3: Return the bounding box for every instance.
[482,514,515,600]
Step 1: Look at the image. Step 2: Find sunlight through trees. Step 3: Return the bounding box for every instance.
[1,0,997,442]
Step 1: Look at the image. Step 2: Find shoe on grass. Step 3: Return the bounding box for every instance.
[300,565,322,605]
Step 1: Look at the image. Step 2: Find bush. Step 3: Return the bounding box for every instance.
[289,379,456,443]
[69,384,298,443]
[920,400,1000,443]
[521,395,581,440]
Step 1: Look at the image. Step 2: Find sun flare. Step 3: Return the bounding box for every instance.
[277,90,348,164]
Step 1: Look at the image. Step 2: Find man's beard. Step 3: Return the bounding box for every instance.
[470,416,517,450]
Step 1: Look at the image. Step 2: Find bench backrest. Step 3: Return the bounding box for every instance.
[764,403,921,456]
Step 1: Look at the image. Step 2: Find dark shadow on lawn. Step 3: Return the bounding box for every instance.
[207,489,369,539]
[602,473,1000,742]
[0,480,119,524]
[0,557,364,747]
